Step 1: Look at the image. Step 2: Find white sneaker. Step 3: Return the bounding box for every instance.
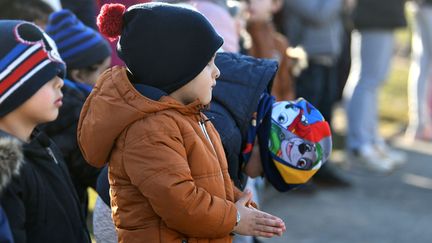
[348,145,397,173]
[374,142,406,167]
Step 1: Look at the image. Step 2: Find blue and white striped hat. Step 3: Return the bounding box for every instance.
[0,20,65,117]
[46,10,111,70]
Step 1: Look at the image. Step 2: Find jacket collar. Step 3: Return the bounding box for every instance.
[0,129,24,192]
[130,76,206,116]
[77,66,207,168]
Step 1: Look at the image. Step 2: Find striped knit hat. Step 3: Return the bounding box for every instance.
[46,10,111,70]
[0,20,65,117]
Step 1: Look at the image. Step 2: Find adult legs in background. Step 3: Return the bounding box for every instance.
[296,62,338,124]
[343,30,404,172]
[296,62,350,186]
[406,4,432,141]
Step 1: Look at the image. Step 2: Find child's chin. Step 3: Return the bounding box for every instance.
[201,98,211,106]
[44,111,59,123]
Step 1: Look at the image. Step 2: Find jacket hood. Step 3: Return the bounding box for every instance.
[0,130,24,192]
[209,52,278,138]
[77,66,203,168]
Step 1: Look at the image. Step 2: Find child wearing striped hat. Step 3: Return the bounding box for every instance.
[0,20,90,242]
[46,9,111,89]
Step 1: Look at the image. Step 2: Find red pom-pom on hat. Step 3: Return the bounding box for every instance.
[97,3,126,42]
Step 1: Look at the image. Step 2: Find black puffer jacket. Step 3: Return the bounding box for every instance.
[353,0,407,30]
[42,80,100,217]
[0,130,90,243]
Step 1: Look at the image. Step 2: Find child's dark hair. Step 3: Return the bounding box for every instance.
[0,0,54,23]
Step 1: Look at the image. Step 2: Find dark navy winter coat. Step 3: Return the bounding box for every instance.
[204,52,277,189]
[0,130,90,243]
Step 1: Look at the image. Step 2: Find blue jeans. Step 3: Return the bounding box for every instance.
[407,4,432,137]
[343,30,395,150]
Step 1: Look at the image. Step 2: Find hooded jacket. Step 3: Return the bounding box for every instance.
[204,53,278,189]
[78,66,238,242]
[0,130,90,243]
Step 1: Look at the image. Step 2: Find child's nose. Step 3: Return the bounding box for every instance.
[57,77,64,89]
[214,65,220,79]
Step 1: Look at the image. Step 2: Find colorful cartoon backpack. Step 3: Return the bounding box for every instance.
[247,96,332,191]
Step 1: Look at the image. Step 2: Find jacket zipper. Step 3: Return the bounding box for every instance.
[198,120,216,153]
[46,147,59,164]
[46,145,91,240]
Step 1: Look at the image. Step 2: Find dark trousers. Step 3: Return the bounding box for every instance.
[296,62,338,125]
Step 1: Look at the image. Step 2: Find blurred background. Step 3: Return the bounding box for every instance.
[1,0,431,242]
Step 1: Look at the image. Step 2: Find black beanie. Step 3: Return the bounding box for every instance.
[98,2,224,94]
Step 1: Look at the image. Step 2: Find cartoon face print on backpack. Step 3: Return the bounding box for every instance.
[271,101,300,128]
[269,124,318,170]
[269,100,323,170]
[14,22,64,64]
[280,136,317,170]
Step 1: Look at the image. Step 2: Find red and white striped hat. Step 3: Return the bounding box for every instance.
[0,20,65,117]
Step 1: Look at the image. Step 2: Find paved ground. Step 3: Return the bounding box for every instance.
[259,138,432,243]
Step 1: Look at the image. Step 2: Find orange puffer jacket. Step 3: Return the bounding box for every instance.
[78,66,238,242]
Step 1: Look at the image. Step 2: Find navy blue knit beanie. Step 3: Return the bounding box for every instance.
[45,10,111,70]
[0,20,65,117]
[97,2,224,94]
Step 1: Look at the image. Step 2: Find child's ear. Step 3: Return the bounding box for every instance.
[69,69,87,84]
[271,0,283,14]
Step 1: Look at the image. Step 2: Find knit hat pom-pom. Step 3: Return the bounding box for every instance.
[97,3,126,41]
